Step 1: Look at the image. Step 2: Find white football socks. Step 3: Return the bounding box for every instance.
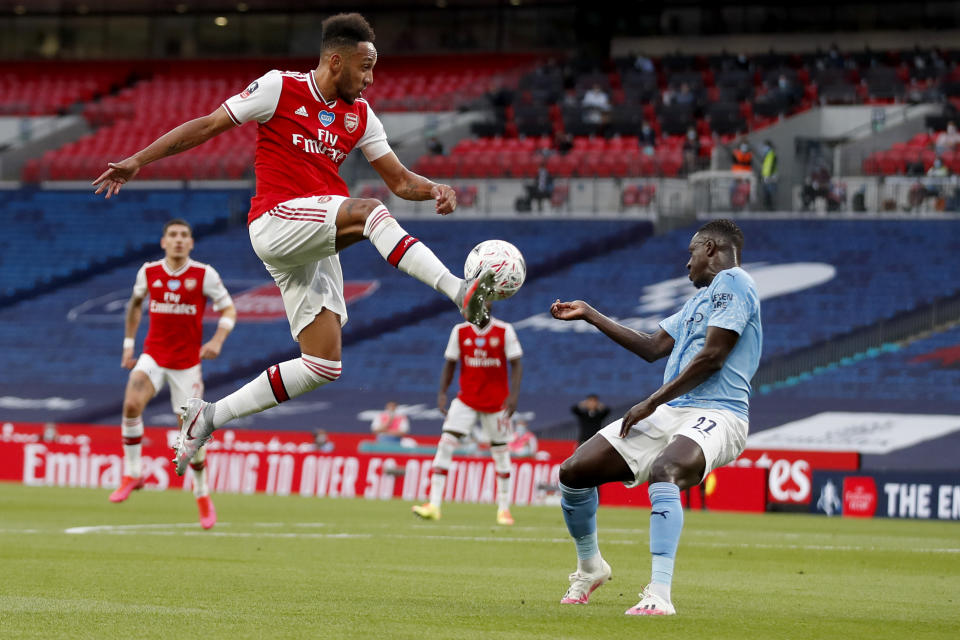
[363,206,461,301]
[428,432,459,508]
[213,355,342,428]
[190,448,209,498]
[121,415,144,477]
[490,443,512,511]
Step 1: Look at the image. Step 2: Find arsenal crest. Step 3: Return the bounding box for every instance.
[344,112,359,133]
[184,278,197,291]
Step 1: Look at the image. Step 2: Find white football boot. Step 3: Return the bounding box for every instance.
[560,559,612,604]
[624,585,677,616]
[173,398,216,476]
[456,268,495,325]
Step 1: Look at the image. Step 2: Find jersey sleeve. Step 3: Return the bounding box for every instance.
[659,309,684,338]
[358,103,391,162]
[222,70,283,125]
[132,264,148,299]
[202,265,234,312]
[504,324,523,360]
[444,326,460,361]
[707,270,758,335]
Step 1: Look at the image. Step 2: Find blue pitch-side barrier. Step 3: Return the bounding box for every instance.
[2,201,959,472]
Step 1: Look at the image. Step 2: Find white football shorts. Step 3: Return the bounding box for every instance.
[133,353,203,414]
[248,195,349,340]
[442,397,513,444]
[599,404,748,488]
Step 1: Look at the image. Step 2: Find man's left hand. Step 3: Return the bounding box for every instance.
[619,399,657,437]
[432,184,457,215]
[200,340,223,360]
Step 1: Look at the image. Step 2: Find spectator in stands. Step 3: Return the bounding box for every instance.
[426,136,444,155]
[637,121,656,154]
[681,126,700,175]
[935,121,960,155]
[571,394,610,446]
[526,159,555,212]
[560,88,580,110]
[581,83,611,128]
[371,401,410,443]
[760,140,778,210]
[486,79,515,110]
[554,131,574,156]
[313,428,334,453]
[632,52,656,74]
[733,52,752,72]
[801,161,832,211]
[774,73,802,108]
[730,140,753,174]
[674,82,696,107]
[919,157,953,210]
[509,418,539,457]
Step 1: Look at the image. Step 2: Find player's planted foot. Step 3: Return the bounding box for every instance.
[625,585,677,616]
[109,475,145,503]
[456,268,495,325]
[496,509,514,526]
[560,560,612,604]
[196,495,217,530]
[173,398,216,476]
[412,503,441,521]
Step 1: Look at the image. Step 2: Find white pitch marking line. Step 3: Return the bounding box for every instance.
[54,522,960,553]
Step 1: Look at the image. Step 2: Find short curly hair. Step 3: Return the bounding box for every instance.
[321,13,375,52]
[697,218,744,259]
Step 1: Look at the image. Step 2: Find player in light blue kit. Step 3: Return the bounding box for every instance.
[549,219,762,616]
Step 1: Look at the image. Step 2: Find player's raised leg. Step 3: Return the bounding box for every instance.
[335,198,495,324]
[556,432,633,604]
[173,310,344,475]
[109,371,154,502]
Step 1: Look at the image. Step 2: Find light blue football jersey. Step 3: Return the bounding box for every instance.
[658,266,762,420]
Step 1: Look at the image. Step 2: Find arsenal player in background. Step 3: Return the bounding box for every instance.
[109,219,236,531]
[93,12,496,477]
[413,301,523,525]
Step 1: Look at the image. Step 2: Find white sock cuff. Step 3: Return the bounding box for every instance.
[121,416,144,437]
[299,355,342,383]
[362,205,394,238]
[433,432,459,469]
[490,444,511,473]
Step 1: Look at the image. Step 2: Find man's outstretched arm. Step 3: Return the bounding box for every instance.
[93,106,237,198]
[550,299,674,362]
[369,152,457,215]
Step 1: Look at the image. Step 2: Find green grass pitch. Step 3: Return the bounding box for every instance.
[1,483,958,639]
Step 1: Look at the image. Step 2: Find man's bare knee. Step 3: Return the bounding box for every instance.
[559,457,588,488]
[649,458,698,488]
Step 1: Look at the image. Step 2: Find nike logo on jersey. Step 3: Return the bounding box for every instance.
[295,106,308,117]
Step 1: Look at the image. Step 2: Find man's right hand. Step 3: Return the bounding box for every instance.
[550,299,594,322]
[93,158,141,199]
[121,347,137,369]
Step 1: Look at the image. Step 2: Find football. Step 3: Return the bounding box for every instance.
[463,239,526,301]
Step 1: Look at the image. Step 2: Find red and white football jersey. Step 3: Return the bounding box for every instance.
[222,69,391,224]
[133,259,233,370]
[445,318,523,413]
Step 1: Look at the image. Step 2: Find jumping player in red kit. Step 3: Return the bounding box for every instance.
[92,13,497,476]
[413,302,523,525]
[109,219,236,530]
